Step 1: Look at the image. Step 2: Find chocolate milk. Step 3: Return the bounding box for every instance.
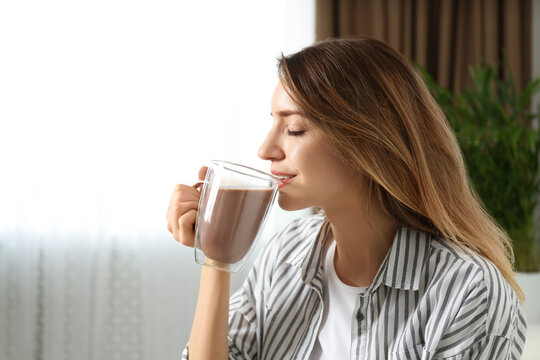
[199,187,273,263]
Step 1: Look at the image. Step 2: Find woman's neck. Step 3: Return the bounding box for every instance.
[323,196,397,287]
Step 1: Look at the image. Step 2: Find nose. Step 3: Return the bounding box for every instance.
[258,127,284,161]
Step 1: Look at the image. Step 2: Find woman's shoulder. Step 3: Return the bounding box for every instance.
[272,213,327,246]
[426,236,526,339]
[261,213,328,267]
[428,236,519,299]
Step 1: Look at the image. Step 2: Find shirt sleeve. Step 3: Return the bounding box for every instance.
[181,221,291,360]
[468,289,528,360]
[428,260,527,360]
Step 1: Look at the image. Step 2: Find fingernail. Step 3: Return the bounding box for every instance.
[192,181,204,190]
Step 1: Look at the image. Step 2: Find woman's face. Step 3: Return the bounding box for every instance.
[258,82,362,211]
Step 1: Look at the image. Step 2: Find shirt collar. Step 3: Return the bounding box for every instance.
[376,226,432,291]
[296,220,432,291]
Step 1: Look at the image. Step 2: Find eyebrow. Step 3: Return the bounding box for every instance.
[270,110,303,118]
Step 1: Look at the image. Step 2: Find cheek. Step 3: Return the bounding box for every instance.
[298,147,337,179]
[303,148,351,195]
[288,139,321,172]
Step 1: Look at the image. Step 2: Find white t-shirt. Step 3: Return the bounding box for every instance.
[310,240,368,360]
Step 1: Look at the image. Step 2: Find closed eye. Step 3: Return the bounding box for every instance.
[287,130,306,136]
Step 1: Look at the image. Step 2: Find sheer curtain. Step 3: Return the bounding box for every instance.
[0,1,314,359]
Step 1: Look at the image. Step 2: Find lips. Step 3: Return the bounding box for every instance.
[277,176,296,189]
[271,170,297,189]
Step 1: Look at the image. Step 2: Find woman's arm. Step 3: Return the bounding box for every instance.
[167,167,231,359]
[188,266,231,360]
[424,260,527,359]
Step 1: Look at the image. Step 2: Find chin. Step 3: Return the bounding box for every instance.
[277,193,312,212]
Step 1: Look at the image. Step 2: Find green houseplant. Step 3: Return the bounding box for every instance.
[421,63,540,272]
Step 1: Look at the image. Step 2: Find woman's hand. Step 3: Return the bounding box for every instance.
[167,166,230,359]
[166,166,207,246]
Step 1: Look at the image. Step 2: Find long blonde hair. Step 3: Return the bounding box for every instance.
[278,37,524,302]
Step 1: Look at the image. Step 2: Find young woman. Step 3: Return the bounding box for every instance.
[167,37,527,359]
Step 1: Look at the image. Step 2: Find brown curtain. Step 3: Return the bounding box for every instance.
[316,0,532,92]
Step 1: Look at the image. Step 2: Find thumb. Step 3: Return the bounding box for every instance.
[198,166,208,181]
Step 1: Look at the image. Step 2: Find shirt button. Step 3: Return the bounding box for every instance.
[357,313,364,321]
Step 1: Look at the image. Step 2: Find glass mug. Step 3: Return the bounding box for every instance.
[194,160,279,273]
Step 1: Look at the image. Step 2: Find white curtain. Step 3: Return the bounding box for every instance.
[0,1,315,359]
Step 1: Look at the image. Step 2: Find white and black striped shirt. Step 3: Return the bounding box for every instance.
[182,215,527,359]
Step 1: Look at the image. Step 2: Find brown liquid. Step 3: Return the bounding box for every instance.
[199,188,273,263]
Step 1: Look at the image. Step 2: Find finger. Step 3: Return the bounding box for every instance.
[166,182,202,240]
[167,200,199,236]
[166,186,200,223]
[177,208,198,246]
[166,184,199,233]
[173,184,201,199]
[198,166,208,181]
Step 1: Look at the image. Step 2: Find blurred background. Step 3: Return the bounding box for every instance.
[0,0,538,359]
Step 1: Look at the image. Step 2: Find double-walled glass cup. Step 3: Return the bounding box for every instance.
[194,160,279,273]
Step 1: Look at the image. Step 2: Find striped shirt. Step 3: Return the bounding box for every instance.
[182,214,527,359]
